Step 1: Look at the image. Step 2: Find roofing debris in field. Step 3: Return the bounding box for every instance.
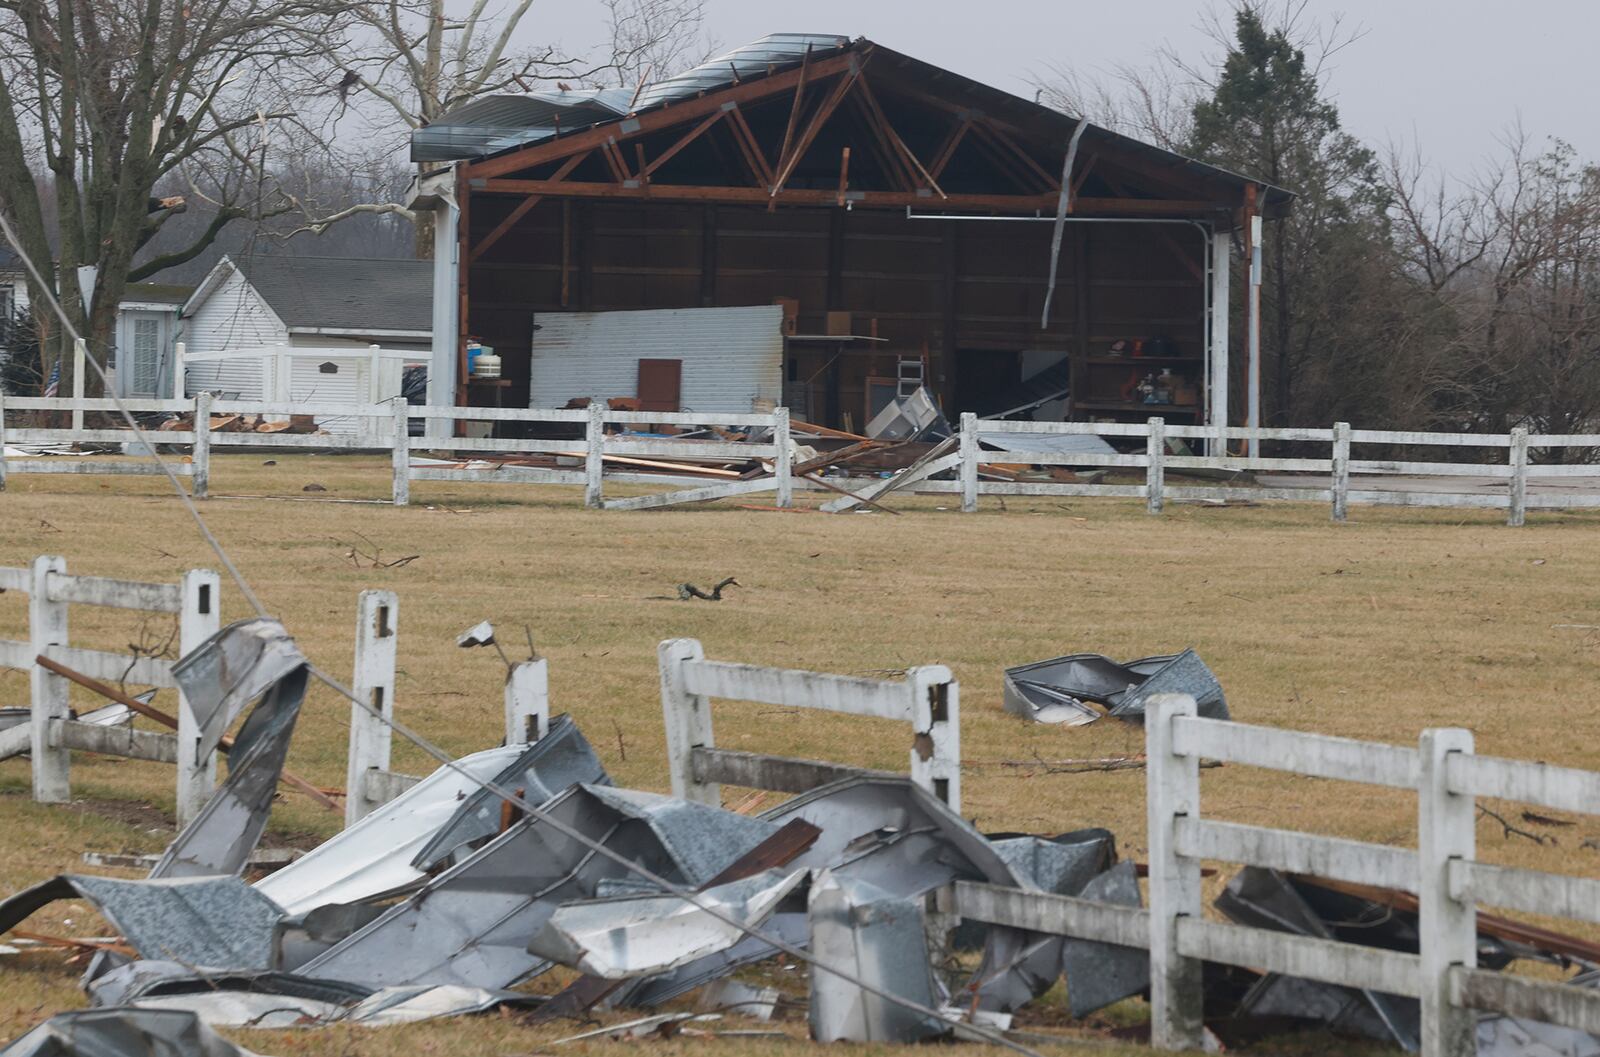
[1003,648,1228,725]
[4,631,1598,1057]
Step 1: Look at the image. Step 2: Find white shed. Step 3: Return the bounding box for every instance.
[180,254,433,400]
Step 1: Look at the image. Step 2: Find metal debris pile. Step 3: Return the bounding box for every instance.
[2,627,1597,1057]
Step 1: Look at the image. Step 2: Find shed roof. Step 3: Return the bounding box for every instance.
[414,33,1293,210]
[221,255,433,334]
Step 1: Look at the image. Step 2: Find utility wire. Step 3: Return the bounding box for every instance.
[1,213,1043,1057]
[0,214,268,618]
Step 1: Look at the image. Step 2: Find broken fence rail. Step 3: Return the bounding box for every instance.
[0,556,221,824]
[7,393,1600,524]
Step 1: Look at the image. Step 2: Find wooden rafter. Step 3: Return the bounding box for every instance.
[975,118,1060,191]
[836,147,851,206]
[855,76,945,198]
[600,138,628,182]
[929,117,971,179]
[479,178,1220,216]
[964,122,1040,194]
[774,44,813,177]
[466,49,861,181]
[644,109,727,178]
[725,105,774,187]
[847,93,913,191]
[769,61,864,197]
[470,152,590,263]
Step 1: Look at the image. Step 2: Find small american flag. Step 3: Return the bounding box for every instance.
[42,359,60,398]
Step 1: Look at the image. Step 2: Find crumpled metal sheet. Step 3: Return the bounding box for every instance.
[1060,862,1149,1017]
[1477,971,1600,1057]
[612,912,809,1009]
[528,868,806,979]
[408,714,610,873]
[807,868,947,1043]
[255,742,556,916]
[1215,867,1420,1051]
[0,875,284,970]
[0,1008,268,1057]
[171,618,307,760]
[89,960,370,1009]
[296,784,778,991]
[151,650,309,880]
[1002,648,1226,725]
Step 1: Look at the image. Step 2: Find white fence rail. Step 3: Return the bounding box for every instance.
[0,556,220,824]
[7,393,1600,524]
[658,637,960,811]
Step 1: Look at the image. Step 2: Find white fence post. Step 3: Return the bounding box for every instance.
[659,637,718,806]
[907,666,960,812]
[1146,416,1166,515]
[71,338,86,432]
[345,589,398,827]
[1419,727,1477,1057]
[506,659,549,745]
[191,391,211,499]
[29,556,71,803]
[585,401,606,509]
[1332,421,1351,522]
[774,406,793,509]
[174,569,222,825]
[0,389,8,491]
[367,344,383,404]
[1146,693,1204,1050]
[391,398,411,507]
[171,341,186,400]
[959,412,979,513]
[1507,426,1528,527]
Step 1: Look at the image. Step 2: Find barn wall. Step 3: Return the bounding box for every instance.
[466,197,1207,427]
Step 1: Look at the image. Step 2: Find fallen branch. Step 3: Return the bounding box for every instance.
[1479,803,1553,845]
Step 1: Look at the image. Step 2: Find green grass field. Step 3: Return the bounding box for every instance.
[2,454,1598,1055]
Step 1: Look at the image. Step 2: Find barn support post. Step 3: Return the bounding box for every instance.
[1146,416,1166,514]
[1331,422,1351,522]
[391,398,411,507]
[1246,205,1263,459]
[1146,693,1204,1050]
[506,659,549,744]
[585,400,606,508]
[959,412,979,513]
[345,589,398,826]
[29,556,70,803]
[1418,727,1478,1057]
[1209,227,1231,455]
[427,178,460,441]
[773,406,793,508]
[174,569,222,825]
[191,392,211,498]
[1507,427,1529,527]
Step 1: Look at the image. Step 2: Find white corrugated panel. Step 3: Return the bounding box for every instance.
[528,306,783,414]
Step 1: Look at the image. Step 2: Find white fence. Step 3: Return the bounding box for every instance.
[7,393,1600,525]
[658,637,960,811]
[0,556,220,824]
[940,693,1600,1057]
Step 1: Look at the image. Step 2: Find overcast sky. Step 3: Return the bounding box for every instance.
[529,0,1597,178]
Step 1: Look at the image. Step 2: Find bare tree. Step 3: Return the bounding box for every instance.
[301,0,713,256]
[0,0,349,390]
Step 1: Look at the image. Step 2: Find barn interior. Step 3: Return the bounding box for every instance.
[413,34,1292,435]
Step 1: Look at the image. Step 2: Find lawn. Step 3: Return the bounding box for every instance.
[2,454,1598,1056]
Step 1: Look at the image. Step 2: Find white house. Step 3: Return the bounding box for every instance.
[1,247,192,398]
[179,254,434,406]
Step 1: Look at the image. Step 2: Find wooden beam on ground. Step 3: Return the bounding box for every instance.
[467,49,861,181]
[34,653,340,812]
